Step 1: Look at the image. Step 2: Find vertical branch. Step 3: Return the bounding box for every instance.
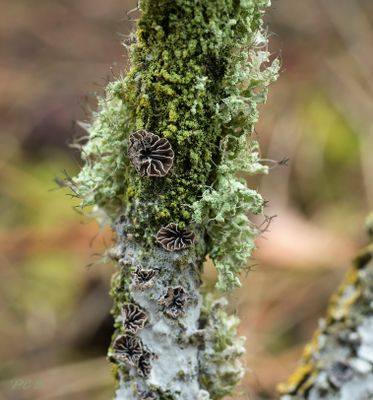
[72,1,278,399]
[110,223,206,399]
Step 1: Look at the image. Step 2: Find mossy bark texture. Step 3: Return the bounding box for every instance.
[279,228,373,400]
[73,1,278,399]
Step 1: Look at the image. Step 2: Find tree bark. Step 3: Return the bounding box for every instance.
[279,227,373,400]
[72,1,278,398]
[111,227,205,399]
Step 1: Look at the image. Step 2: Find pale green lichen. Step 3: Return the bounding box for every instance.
[200,296,246,399]
[192,31,279,290]
[73,82,134,215]
[193,175,265,290]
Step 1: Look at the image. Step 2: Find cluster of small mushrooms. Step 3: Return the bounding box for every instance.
[128,129,196,252]
[111,130,196,378]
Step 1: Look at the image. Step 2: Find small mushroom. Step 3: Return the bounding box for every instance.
[128,130,174,177]
[137,350,153,378]
[156,223,195,251]
[136,386,157,400]
[122,304,148,334]
[159,286,187,318]
[111,335,143,366]
[133,265,157,289]
[327,360,354,388]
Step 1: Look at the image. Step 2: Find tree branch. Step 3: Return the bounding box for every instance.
[279,223,373,400]
[72,1,278,398]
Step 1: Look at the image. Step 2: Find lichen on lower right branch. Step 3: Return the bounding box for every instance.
[279,236,373,400]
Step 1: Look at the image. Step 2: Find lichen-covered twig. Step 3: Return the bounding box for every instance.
[72,1,278,399]
[279,220,373,400]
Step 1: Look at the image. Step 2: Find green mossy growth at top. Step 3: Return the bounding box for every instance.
[74,0,278,290]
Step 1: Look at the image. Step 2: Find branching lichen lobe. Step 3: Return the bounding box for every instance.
[73,0,278,398]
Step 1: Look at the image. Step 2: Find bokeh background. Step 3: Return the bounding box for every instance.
[1,0,372,399]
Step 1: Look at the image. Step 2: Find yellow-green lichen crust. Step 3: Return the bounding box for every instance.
[278,244,373,398]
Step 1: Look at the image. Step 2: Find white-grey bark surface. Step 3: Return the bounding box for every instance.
[110,220,207,400]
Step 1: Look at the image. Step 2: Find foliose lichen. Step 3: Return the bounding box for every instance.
[199,295,246,399]
[73,86,134,215]
[193,175,265,290]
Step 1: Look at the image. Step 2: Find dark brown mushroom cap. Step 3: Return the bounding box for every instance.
[128,130,174,177]
[137,350,153,378]
[327,361,354,388]
[133,265,157,289]
[137,389,157,400]
[156,223,195,251]
[122,304,148,334]
[112,335,143,366]
[159,286,187,318]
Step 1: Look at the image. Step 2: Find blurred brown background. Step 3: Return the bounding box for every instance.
[0,0,372,399]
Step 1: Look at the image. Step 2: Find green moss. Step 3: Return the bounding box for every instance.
[109,269,133,323]
[108,268,135,385]
[74,0,278,290]
[111,364,120,390]
[122,0,276,227]
[158,392,176,400]
[73,84,134,215]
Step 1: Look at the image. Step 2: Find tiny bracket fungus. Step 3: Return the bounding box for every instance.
[137,350,153,378]
[136,387,157,400]
[122,303,148,334]
[132,265,157,289]
[159,286,188,319]
[156,223,195,252]
[128,130,174,177]
[112,334,144,367]
[327,361,354,388]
